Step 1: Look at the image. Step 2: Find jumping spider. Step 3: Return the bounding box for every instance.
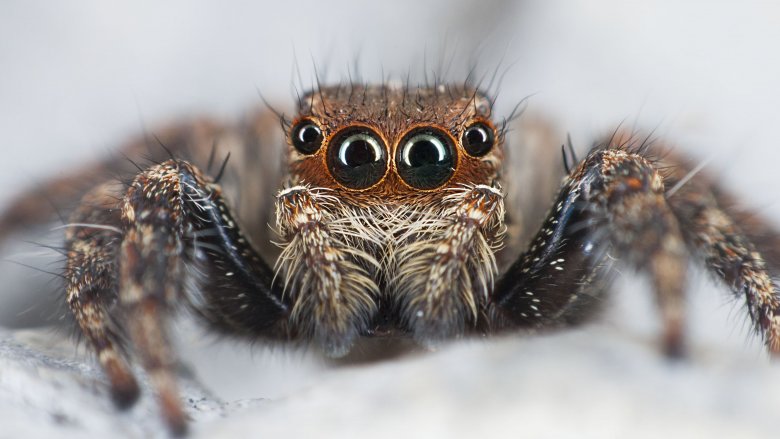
[1,82,779,435]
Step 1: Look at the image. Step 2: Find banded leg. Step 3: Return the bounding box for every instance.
[274,186,379,357]
[118,169,190,434]
[64,159,288,435]
[665,155,780,353]
[119,159,292,434]
[392,184,505,344]
[65,183,139,407]
[491,144,689,355]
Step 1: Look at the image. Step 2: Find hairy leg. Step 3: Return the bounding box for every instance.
[663,151,780,352]
[64,182,139,407]
[492,135,780,356]
[491,140,689,355]
[66,159,290,435]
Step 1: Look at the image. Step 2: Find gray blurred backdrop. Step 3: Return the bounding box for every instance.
[3,1,779,207]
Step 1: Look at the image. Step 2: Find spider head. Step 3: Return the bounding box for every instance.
[285,84,503,204]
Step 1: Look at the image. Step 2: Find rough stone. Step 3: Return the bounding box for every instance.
[2,320,779,438]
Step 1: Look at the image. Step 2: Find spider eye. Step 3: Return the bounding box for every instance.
[396,128,456,190]
[462,122,495,157]
[327,127,387,189]
[291,120,323,154]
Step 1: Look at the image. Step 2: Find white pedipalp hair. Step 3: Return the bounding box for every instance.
[272,182,506,339]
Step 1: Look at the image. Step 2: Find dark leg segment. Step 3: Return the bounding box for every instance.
[491,143,689,355]
[177,169,289,338]
[117,159,290,434]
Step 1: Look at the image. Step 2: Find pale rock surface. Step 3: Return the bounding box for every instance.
[1,320,779,439]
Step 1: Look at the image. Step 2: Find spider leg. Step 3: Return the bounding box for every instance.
[64,183,139,408]
[491,142,689,356]
[664,153,780,353]
[392,184,505,345]
[274,185,379,357]
[122,159,294,434]
[66,159,289,435]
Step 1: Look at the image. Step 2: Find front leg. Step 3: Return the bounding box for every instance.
[491,143,689,355]
[492,138,780,356]
[66,159,289,435]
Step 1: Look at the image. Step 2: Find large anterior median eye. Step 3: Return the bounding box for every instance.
[327,127,387,189]
[396,128,456,189]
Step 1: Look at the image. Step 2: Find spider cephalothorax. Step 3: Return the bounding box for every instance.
[1,81,779,435]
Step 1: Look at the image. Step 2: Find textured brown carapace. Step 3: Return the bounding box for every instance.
[288,84,503,202]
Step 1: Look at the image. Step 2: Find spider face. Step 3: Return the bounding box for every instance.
[271,85,509,357]
[285,85,503,202]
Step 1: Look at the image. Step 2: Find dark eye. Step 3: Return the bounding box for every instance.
[462,122,494,157]
[327,128,387,189]
[396,128,456,190]
[291,120,323,154]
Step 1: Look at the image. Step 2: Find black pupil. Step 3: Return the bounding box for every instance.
[466,127,486,145]
[342,139,375,167]
[299,125,319,143]
[407,139,442,167]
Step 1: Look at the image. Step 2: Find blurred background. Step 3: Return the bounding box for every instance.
[1,1,779,437]
[3,1,779,207]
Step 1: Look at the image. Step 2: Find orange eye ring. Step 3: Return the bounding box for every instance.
[395,127,457,190]
[326,126,388,190]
